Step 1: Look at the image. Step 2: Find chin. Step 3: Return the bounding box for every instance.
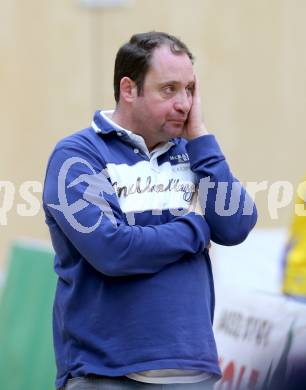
[159,123,184,142]
[168,125,184,138]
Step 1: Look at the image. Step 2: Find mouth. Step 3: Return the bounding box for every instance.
[168,119,186,125]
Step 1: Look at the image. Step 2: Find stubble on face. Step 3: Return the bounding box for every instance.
[131,45,195,150]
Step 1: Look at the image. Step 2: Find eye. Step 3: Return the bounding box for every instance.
[162,85,176,94]
[186,85,194,95]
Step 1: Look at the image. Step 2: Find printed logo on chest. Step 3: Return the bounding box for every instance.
[106,161,196,213]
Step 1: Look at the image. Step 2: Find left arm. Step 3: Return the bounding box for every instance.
[183,76,257,245]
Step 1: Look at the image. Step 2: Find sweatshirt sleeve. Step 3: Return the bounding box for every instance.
[186,135,257,246]
[43,143,211,277]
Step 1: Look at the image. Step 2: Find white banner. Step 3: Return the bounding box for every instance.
[213,287,306,390]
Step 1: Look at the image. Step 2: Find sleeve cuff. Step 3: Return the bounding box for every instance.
[185,134,225,168]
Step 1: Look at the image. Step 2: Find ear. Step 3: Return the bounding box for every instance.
[119,77,138,103]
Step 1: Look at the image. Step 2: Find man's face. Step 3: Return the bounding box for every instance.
[131,45,195,148]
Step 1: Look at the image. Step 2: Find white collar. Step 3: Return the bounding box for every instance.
[100,110,174,159]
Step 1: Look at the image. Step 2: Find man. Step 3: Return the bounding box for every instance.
[43,32,257,390]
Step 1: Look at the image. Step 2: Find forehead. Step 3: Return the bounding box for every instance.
[146,45,194,84]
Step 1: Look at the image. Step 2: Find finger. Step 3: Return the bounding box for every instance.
[193,74,200,98]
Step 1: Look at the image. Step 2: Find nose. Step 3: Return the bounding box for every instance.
[173,90,191,114]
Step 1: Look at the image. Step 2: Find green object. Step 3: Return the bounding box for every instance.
[0,240,56,390]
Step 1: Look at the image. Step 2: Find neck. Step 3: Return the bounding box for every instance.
[112,106,161,152]
[111,107,127,130]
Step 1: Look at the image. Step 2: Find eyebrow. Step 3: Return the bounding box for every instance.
[158,80,195,87]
